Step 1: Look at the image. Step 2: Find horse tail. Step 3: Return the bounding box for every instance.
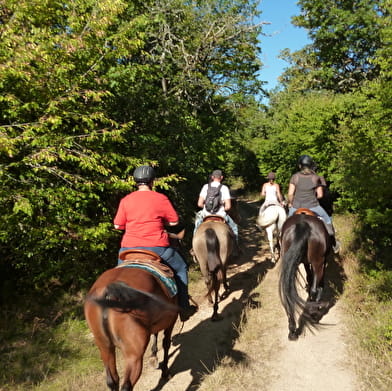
[205,228,223,296]
[94,281,177,313]
[279,221,310,320]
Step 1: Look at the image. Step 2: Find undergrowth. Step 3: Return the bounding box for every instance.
[336,214,392,390]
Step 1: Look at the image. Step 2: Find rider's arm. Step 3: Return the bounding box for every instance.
[315,186,323,199]
[276,184,284,203]
[260,183,266,197]
[287,183,295,207]
[223,197,232,211]
[197,196,205,209]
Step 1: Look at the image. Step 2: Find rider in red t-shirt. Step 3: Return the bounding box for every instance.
[114,166,197,322]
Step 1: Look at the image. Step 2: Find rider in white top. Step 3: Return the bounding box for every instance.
[259,172,284,214]
[264,184,279,203]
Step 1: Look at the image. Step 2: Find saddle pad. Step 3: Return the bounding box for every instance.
[116,259,177,297]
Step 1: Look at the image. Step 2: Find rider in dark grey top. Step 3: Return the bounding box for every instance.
[288,155,332,226]
[290,171,322,209]
[288,155,340,253]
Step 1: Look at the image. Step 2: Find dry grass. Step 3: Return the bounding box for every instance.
[330,214,392,391]
[196,267,283,391]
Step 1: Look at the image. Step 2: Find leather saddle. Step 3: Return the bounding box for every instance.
[202,214,225,223]
[119,249,161,262]
[294,208,317,217]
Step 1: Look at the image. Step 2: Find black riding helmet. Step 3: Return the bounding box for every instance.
[133,165,156,184]
[298,154,314,168]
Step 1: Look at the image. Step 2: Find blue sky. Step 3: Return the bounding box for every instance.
[257,0,311,91]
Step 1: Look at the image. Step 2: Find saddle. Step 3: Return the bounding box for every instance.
[117,249,177,297]
[119,249,161,262]
[202,214,225,223]
[294,208,317,217]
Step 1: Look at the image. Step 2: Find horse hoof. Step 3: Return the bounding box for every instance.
[288,331,298,341]
[149,356,159,369]
[161,369,171,380]
[211,313,223,322]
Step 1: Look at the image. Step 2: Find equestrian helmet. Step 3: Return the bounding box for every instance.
[298,154,314,168]
[133,165,156,184]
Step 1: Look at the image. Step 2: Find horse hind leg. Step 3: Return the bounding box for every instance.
[211,283,223,321]
[121,356,143,391]
[220,268,230,300]
[88,305,119,390]
[160,325,175,379]
[266,226,275,262]
[149,334,159,369]
[288,314,298,341]
[308,257,325,302]
[99,345,119,391]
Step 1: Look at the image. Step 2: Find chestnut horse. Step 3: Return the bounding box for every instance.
[192,216,234,321]
[84,250,179,391]
[279,210,331,340]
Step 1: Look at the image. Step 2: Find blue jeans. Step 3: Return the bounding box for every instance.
[289,205,332,225]
[118,246,190,309]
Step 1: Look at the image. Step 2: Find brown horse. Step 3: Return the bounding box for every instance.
[279,210,331,340]
[84,250,179,391]
[192,216,234,321]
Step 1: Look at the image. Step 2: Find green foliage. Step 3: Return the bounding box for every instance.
[250,90,345,194]
[253,0,392,255]
[281,0,385,92]
[0,0,263,294]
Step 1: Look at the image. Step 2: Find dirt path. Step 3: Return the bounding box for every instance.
[132,199,358,391]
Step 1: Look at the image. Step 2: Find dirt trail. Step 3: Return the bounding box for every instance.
[131,199,358,391]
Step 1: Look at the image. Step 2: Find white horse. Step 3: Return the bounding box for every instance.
[256,204,287,262]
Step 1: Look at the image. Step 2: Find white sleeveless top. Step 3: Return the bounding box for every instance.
[265,184,278,202]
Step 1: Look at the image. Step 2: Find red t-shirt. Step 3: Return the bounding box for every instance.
[113,190,179,248]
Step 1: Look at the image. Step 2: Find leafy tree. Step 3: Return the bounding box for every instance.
[250,89,346,195]
[280,0,385,92]
[330,1,392,252]
[0,0,263,294]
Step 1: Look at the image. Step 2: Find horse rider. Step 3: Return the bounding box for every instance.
[287,155,340,253]
[259,171,285,214]
[113,165,197,322]
[193,169,238,242]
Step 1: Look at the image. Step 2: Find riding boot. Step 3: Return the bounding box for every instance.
[176,279,198,322]
[326,223,340,254]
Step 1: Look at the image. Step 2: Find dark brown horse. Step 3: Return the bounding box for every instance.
[84,250,179,391]
[192,216,234,321]
[279,210,331,340]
